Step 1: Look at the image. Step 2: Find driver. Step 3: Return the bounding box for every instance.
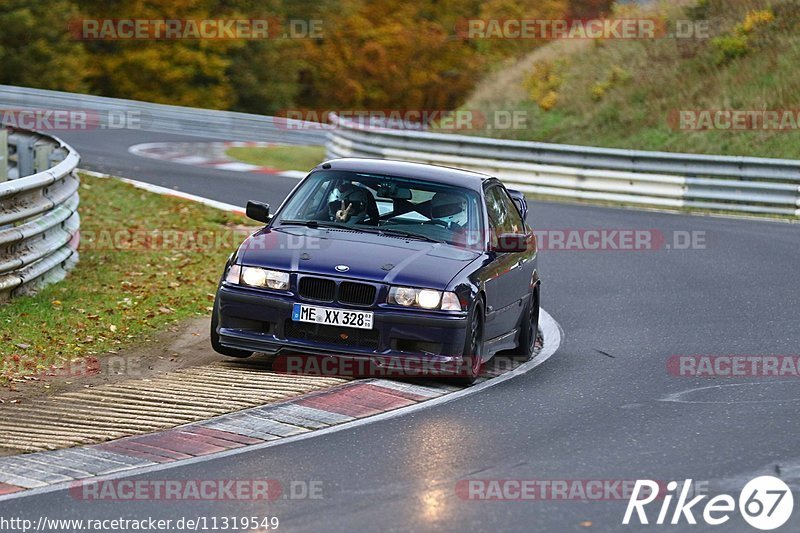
[328,182,373,224]
[430,192,467,229]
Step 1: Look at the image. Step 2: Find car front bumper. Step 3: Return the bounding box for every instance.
[215,284,470,374]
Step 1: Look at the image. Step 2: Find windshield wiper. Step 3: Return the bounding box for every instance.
[279,219,351,230]
[374,227,441,243]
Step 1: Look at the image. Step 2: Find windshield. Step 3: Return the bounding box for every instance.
[275,170,484,248]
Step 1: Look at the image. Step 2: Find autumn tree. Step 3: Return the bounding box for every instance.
[474,0,570,59]
[0,0,581,115]
[297,0,488,111]
[222,0,311,114]
[0,0,89,93]
[567,0,616,19]
[73,0,235,108]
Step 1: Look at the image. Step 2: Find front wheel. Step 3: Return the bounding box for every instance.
[456,300,484,385]
[210,295,253,358]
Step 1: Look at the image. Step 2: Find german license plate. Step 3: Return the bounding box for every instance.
[292,304,373,330]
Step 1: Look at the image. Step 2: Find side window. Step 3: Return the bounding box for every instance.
[496,188,524,234]
[305,179,333,217]
[485,187,503,228]
[485,186,508,247]
[284,176,329,220]
[485,185,525,248]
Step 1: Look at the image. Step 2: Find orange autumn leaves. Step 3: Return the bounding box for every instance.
[0,0,612,114]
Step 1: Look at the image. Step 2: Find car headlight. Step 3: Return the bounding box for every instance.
[392,287,417,307]
[417,289,441,309]
[225,264,242,284]
[233,266,290,290]
[387,287,462,311]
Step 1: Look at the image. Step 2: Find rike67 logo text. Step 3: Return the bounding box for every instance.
[623,477,794,530]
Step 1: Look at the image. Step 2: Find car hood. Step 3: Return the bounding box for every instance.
[237,226,481,290]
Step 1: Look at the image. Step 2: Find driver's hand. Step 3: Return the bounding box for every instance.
[335,201,353,222]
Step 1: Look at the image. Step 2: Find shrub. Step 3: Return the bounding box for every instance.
[523,60,566,111]
[711,8,776,64]
[684,0,710,21]
[590,65,630,101]
[711,34,751,63]
[539,90,559,111]
[741,9,775,33]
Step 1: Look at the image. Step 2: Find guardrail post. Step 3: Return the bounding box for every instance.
[796,188,800,218]
[34,141,53,173]
[15,135,36,178]
[0,129,7,182]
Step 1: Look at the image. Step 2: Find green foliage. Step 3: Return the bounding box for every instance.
[710,34,750,64]
[0,1,89,92]
[567,0,616,18]
[523,60,566,111]
[590,65,630,101]
[473,0,568,61]
[227,40,302,114]
[711,8,775,65]
[459,0,800,159]
[684,0,711,21]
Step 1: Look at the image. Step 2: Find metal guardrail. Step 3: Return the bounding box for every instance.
[327,113,800,217]
[4,87,797,216]
[0,129,80,301]
[0,85,327,146]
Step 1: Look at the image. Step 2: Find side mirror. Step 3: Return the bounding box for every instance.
[507,189,528,220]
[491,233,530,253]
[246,201,270,223]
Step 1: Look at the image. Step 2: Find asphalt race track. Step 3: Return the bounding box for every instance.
[56,129,303,207]
[3,129,799,531]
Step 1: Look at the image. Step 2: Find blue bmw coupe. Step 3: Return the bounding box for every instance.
[211,158,540,383]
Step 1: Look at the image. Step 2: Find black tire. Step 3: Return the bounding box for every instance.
[455,300,484,385]
[513,285,540,361]
[210,295,253,358]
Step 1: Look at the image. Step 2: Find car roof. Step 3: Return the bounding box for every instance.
[311,158,492,191]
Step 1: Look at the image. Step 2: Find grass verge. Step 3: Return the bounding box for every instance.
[0,174,256,384]
[459,0,800,159]
[225,145,326,172]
